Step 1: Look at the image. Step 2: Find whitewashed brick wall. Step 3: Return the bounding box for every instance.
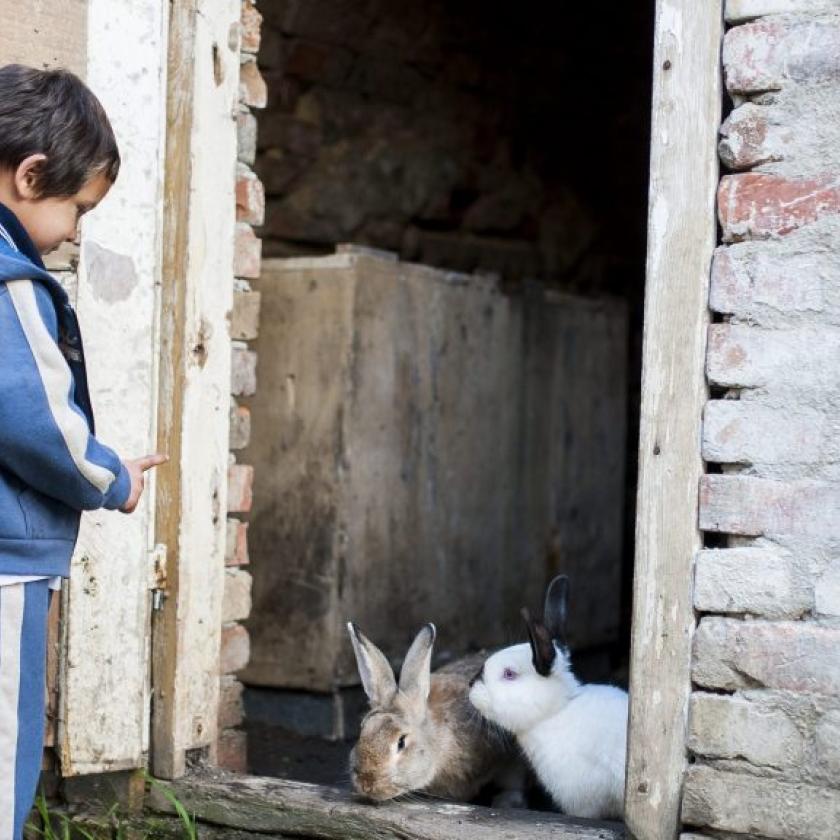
[684,2,840,837]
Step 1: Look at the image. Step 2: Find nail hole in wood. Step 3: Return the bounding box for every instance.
[212,42,224,86]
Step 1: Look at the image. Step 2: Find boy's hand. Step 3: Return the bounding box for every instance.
[121,454,168,513]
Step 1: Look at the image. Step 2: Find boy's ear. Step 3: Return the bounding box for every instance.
[14,154,47,200]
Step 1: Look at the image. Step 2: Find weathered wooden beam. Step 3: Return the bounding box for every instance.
[148,773,625,840]
[626,2,723,839]
[152,0,240,778]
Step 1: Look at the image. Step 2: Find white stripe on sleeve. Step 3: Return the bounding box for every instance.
[6,278,116,494]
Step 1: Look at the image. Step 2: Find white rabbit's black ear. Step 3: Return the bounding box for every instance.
[398,623,436,703]
[521,608,556,677]
[347,622,397,708]
[543,574,569,648]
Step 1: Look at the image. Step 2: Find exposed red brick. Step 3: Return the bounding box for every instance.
[239,60,267,109]
[236,167,266,226]
[216,727,247,773]
[718,173,840,242]
[228,464,254,513]
[220,623,250,674]
[234,222,262,279]
[241,0,262,54]
[225,518,250,566]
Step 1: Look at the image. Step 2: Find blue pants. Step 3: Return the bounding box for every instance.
[0,580,49,840]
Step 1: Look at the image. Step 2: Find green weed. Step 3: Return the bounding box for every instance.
[142,773,197,840]
[27,775,198,839]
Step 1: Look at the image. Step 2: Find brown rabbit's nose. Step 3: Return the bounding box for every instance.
[353,770,379,796]
[469,665,484,687]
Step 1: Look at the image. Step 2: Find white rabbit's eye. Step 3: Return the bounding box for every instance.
[502,667,517,681]
[397,734,407,751]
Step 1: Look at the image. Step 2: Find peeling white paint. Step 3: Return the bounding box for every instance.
[59,0,168,775]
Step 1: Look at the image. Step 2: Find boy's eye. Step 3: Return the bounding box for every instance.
[397,734,407,751]
[502,667,517,681]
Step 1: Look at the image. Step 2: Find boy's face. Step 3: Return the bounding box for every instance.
[20,171,112,256]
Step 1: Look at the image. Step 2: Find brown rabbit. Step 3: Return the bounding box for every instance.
[347,622,519,803]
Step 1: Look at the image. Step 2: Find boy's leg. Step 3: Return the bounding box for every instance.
[0,581,49,840]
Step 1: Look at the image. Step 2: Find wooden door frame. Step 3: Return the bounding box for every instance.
[625,2,723,839]
[152,0,240,778]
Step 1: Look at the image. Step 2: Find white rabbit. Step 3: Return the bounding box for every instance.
[469,575,627,820]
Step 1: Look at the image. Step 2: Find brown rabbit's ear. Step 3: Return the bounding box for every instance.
[347,622,397,708]
[398,623,436,704]
[521,608,556,677]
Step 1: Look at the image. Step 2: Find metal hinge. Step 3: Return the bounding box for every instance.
[148,543,168,610]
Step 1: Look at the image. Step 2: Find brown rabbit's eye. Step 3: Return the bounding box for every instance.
[397,734,407,751]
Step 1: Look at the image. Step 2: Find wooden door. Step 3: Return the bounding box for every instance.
[57,0,169,775]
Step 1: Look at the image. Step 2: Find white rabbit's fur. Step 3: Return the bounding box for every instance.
[469,641,627,820]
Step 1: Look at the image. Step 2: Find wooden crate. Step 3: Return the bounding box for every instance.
[241,251,627,691]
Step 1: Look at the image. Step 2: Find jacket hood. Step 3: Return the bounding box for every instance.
[0,223,69,308]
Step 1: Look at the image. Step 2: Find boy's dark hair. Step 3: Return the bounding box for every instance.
[0,64,120,198]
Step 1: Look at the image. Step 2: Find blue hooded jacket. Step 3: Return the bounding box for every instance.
[0,204,130,577]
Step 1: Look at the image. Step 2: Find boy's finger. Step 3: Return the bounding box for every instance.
[136,453,168,472]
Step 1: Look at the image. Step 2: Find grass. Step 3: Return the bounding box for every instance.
[27,774,198,840]
[28,794,101,840]
[143,773,197,840]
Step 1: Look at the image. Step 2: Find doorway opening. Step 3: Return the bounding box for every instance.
[239,0,654,824]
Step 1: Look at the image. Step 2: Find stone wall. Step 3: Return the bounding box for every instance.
[685,3,840,838]
[254,1,651,300]
[218,0,267,772]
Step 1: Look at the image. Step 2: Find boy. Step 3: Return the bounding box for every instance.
[0,64,165,839]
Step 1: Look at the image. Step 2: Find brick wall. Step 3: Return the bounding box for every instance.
[685,3,840,838]
[218,0,266,773]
